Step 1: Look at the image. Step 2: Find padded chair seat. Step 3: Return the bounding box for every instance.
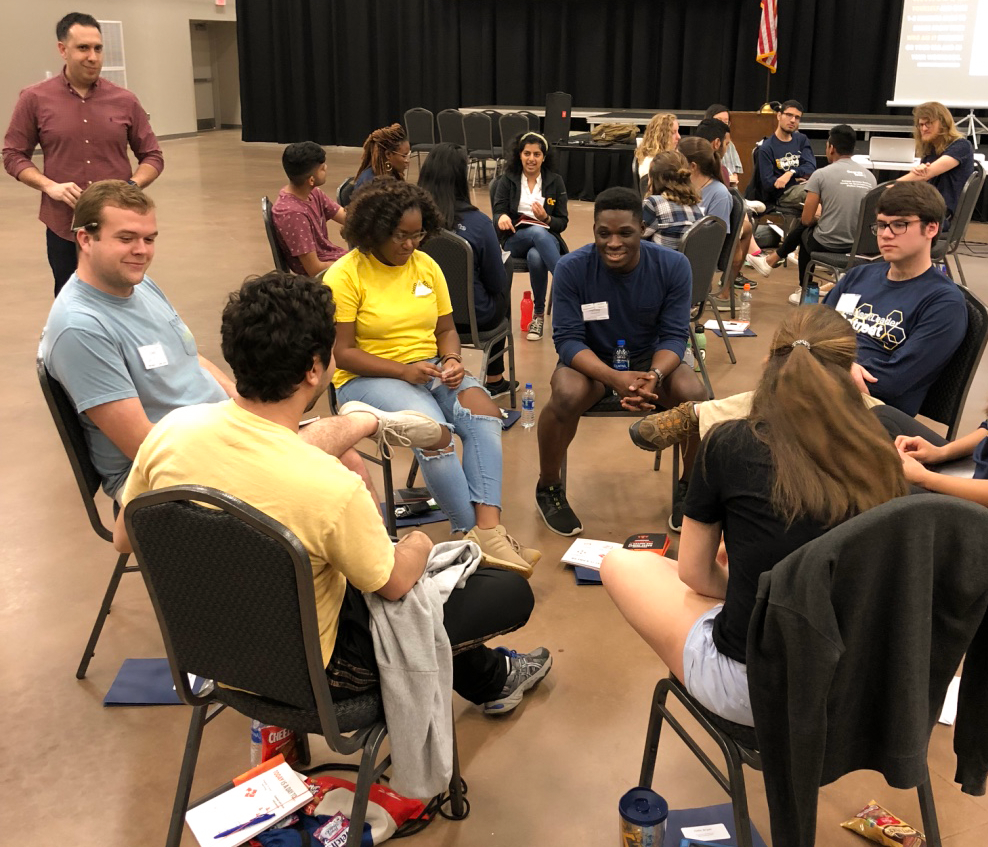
[216,686,385,735]
[685,690,760,751]
[411,142,436,153]
[809,251,850,268]
[469,148,496,159]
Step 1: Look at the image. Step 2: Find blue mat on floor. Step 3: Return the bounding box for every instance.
[663,802,768,846]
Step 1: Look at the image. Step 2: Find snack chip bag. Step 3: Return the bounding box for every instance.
[841,801,926,847]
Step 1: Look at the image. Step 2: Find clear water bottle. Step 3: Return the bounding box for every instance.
[521,383,536,428]
[250,719,263,767]
[739,283,753,323]
[693,325,706,372]
[613,339,630,371]
[804,280,820,305]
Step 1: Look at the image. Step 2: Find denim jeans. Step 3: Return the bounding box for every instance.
[503,225,561,314]
[337,364,503,532]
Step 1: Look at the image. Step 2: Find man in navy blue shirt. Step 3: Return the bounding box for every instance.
[756,100,816,209]
[534,187,707,536]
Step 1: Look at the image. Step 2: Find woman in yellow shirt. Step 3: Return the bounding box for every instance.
[324,178,540,574]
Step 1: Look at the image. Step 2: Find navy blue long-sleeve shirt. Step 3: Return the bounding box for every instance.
[551,241,691,367]
[824,262,967,415]
[757,132,816,204]
[453,208,507,326]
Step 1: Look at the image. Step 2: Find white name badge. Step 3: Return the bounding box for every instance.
[581,301,609,321]
[414,282,432,297]
[835,293,860,314]
[138,342,168,370]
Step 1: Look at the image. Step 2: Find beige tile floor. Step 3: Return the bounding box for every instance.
[3,130,988,845]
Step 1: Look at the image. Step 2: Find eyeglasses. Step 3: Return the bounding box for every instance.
[870,218,923,235]
[781,112,802,120]
[391,230,427,244]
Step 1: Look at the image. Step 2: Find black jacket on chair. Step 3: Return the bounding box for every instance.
[747,494,988,847]
[491,170,569,248]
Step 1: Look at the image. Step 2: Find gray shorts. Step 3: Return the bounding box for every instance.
[682,605,753,726]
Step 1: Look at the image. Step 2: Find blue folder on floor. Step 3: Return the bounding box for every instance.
[501,409,521,429]
[104,657,207,706]
[663,802,767,847]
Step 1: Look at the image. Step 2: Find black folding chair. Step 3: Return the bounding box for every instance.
[337,176,357,208]
[463,112,497,185]
[125,486,467,847]
[261,196,290,273]
[931,166,987,287]
[521,111,541,132]
[36,356,139,679]
[437,109,467,146]
[679,216,728,399]
[404,107,437,171]
[708,189,745,350]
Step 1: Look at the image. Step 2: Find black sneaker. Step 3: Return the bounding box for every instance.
[535,483,583,536]
[734,273,758,289]
[484,378,518,399]
[668,480,689,533]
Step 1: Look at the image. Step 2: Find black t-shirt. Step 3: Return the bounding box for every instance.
[683,420,832,663]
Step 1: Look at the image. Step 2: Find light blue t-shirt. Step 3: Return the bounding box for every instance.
[41,274,228,497]
[700,179,733,234]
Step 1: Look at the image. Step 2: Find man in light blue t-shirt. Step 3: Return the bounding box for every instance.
[40,180,233,497]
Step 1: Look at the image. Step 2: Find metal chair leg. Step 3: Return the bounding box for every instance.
[639,679,671,787]
[705,297,737,364]
[506,331,518,409]
[406,456,420,489]
[347,725,389,846]
[166,703,210,847]
[725,743,755,847]
[917,773,942,847]
[448,723,467,817]
[77,552,137,679]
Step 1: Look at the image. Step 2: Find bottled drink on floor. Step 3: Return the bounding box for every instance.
[739,283,753,323]
[805,280,820,305]
[613,339,630,371]
[520,291,534,332]
[521,383,536,428]
[693,325,706,372]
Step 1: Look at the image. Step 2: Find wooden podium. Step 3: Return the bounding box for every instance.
[730,111,777,194]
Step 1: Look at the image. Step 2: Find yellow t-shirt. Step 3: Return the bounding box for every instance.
[323,248,453,388]
[119,400,395,666]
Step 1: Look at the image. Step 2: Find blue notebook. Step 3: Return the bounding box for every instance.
[104,658,207,706]
[663,803,767,847]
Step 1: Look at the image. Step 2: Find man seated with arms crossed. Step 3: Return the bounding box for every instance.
[632,181,968,452]
[271,141,348,277]
[758,124,876,303]
[535,187,707,536]
[41,180,436,503]
[755,100,816,212]
[113,272,551,715]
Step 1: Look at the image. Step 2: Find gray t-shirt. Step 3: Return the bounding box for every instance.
[700,179,733,234]
[41,274,228,497]
[803,158,877,249]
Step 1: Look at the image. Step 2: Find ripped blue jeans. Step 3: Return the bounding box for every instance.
[336,365,503,533]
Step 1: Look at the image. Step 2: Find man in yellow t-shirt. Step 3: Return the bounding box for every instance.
[114,272,551,714]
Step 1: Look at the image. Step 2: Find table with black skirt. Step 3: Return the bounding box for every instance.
[555,133,638,201]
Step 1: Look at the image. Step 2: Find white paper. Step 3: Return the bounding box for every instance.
[560,538,621,569]
[681,822,731,840]
[938,675,961,725]
[581,301,610,321]
[703,319,749,334]
[138,342,168,370]
[413,283,432,297]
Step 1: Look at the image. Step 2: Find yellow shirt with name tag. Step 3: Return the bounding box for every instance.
[324,249,453,388]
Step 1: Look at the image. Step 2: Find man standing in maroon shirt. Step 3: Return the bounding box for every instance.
[3,13,163,297]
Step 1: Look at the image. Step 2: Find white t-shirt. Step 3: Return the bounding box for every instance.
[518,173,544,217]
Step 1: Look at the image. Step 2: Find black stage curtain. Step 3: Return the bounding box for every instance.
[237,0,905,147]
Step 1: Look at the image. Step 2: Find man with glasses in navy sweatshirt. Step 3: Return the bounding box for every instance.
[756,100,816,211]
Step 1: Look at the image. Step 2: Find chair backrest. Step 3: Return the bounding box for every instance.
[420,230,476,337]
[917,287,988,440]
[337,176,356,207]
[499,113,529,154]
[437,109,466,146]
[125,485,350,745]
[544,91,573,144]
[744,141,767,203]
[482,109,503,147]
[717,189,746,278]
[679,215,728,305]
[843,181,889,269]
[261,196,289,273]
[404,107,435,148]
[36,356,113,542]
[936,166,986,258]
[521,111,541,132]
[463,111,493,155]
[638,173,649,200]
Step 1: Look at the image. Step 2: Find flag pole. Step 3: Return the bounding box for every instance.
[765,68,771,105]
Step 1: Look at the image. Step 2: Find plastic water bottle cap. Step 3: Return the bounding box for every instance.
[618,339,625,346]
[525,383,533,389]
[743,283,751,291]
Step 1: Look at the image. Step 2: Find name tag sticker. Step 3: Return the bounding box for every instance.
[138,342,168,370]
[581,301,609,321]
[414,283,432,297]
[836,293,860,314]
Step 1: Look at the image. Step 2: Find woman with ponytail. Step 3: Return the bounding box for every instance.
[642,151,704,250]
[353,123,411,190]
[601,306,906,726]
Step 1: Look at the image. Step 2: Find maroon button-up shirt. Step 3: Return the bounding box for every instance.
[3,70,164,240]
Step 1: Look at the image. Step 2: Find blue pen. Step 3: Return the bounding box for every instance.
[214,812,275,839]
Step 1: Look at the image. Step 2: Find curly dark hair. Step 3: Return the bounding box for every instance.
[221,271,337,403]
[504,131,556,176]
[341,177,443,253]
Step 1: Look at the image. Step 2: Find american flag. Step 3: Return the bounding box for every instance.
[757,0,778,73]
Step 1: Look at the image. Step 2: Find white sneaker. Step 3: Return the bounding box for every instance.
[338,401,443,458]
[788,287,803,306]
[745,199,767,214]
[527,315,545,341]
[746,253,772,277]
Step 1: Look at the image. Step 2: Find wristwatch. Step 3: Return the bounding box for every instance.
[651,368,664,385]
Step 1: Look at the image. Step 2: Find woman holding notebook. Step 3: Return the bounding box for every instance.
[492,131,569,341]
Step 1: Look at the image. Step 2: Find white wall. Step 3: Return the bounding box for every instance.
[3,0,237,139]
